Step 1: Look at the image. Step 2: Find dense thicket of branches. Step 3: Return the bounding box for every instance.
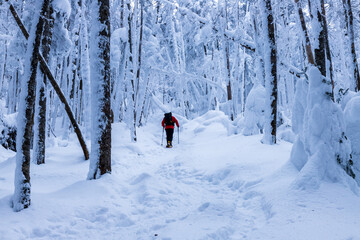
[1,0,360,210]
[1,0,359,138]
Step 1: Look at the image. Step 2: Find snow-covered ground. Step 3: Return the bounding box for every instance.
[1,111,360,240]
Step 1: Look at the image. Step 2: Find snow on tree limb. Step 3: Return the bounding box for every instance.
[150,93,171,113]
[6,1,89,160]
[157,0,209,24]
[224,29,256,52]
[151,67,227,96]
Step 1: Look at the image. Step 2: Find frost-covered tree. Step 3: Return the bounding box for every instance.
[33,0,54,165]
[261,0,277,144]
[344,96,360,184]
[243,84,266,135]
[342,0,360,91]
[2,0,360,191]
[13,0,50,212]
[289,0,356,188]
[88,0,112,179]
[291,67,355,189]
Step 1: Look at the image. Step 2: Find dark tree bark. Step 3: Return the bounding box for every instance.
[88,0,111,179]
[7,1,90,160]
[120,0,125,27]
[225,44,233,120]
[98,0,111,176]
[264,0,277,144]
[320,0,334,91]
[294,0,315,65]
[308,0,334,100]
[13,0,50,212]
[223,2,234,121]
[312,2,327,77]
[136,0,144,95]
[136,0,145,126]
[34,0,54,165]
[127,2,137,142]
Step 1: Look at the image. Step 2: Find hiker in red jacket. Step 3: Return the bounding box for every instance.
[162,112,179,148]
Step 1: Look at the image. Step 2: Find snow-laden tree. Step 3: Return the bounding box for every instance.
[342,0,360,91]
[290,67,355,189]
[1,0,360,196]
[88,0,112,179]
[260,0,277,144]
[32,0,54,165]
[242,84,266,136]
[344,96,360,184]
[13,0,51,212]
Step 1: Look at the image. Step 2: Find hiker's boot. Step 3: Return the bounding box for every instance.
[169,141,172,147]
[166,141,171,148]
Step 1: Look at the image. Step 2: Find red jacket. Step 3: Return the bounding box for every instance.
[162,116,179,129]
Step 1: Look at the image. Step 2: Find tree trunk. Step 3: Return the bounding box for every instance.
[88,0,112,179]
[343,0,360,91]
[138,73,150,126]
[136,0,144,126]
[7,2,90,160]
[311,1,326,77]
[0,41,7,97]
[79,0,91,137]
[127,2,137,142]
[33,0,54,165]
[263,0,277,144]
[320,0,334,96]
[294,0,315,65]
[13,0,49,212]
[225,43,234,120]
[222,2,234,121]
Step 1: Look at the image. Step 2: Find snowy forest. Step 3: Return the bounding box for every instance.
[1,0,360,239]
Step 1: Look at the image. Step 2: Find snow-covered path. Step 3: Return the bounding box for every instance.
[121,113,290,239]
[1,111,360,240]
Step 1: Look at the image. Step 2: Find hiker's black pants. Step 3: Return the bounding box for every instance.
[165,128,174,142]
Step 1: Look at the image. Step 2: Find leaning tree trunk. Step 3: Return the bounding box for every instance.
[33,0,54,165]
[13,0,49,212]
[294,0,315,65]
[7,1,90,160]
[88,0,112,179]
[262,0,277,145]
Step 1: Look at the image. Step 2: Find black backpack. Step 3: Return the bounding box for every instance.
[164,112,173,126]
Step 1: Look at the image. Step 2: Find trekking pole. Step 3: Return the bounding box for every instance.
[161,127,164,146]
[177,128,179,144]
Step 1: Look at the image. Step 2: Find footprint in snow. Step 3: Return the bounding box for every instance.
[130,173,151,185]
[198,202,210,212]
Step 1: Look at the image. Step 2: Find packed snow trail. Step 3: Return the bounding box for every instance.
[1,111,360,240]
[108,111,290,239]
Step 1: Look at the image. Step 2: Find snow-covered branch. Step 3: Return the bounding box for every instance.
[151,67,227,96]
[224,29,256,52]
[157,0,209,24]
